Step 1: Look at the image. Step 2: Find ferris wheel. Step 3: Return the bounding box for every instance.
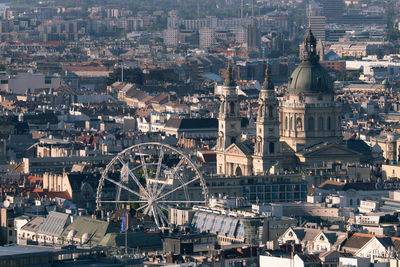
[96,142,208,228]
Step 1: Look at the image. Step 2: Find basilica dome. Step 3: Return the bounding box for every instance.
[287,29,333,95]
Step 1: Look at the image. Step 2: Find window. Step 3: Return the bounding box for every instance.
[289,117,293,130]
[308,117,315,131]
[268,106,273,118]
[0,80,8,84]
[269,142,275,154]
[285,116,288,130]
[318,117,324,131]
[296,118,302,130]
[327,117,331,130]
[235,166,242,176]
[229,102,235,115]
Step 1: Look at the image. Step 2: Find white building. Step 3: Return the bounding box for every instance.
[163,28,179,47]
[260,254,321,267]
[0,72,60,95]
[339,257,370,267]
[199,27,215,49]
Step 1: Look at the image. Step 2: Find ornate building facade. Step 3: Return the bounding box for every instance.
[279,29,342,152]
[215,30,367,177]
[216,62,281,176]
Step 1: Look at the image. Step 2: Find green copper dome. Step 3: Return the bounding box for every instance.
[287,29,333,95]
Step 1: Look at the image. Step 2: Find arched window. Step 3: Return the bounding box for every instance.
[296,118,302,130]
[285,116,288,130]
[229,101,235,115]
[235,166,242,176]
[268,106,273,118]
[349,199,353,206]
[318,117,324,131]
[308,117,315,131]
[327,117,331,130]
[269,142,275,154]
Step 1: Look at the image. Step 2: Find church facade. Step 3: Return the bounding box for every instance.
[280,28,342,152]
[216,29,366,177]
[216,61,281,176]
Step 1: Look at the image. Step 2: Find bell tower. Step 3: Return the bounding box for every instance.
[216,61,241,151]
[252,63,281,174]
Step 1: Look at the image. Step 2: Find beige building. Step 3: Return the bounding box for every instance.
[382,164,400,180]
[280,29,342,152]
[279,226,347,254]
[169,207,195,227]
[215,30,367,175]
[371,133,400,164]
[216,62,281,176]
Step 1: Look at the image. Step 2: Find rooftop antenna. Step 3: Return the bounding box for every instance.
[197,2,200,19]
[251,0,254,18]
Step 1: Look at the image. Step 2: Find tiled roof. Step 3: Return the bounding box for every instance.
[32,190,71,201]
[342,233,373,251]
[151,93,169,104]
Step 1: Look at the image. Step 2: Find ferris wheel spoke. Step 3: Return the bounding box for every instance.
[138,147,150,185]
[152,206,161,228]
[143,204,151,216]
[173,174,190,201]
[104,176,143,199]
[155,176,200,202]
[136,203,149,211]
[115,186,122,202]
[156,205,168,227]
[151,148,165,196]
[117,157,150,198]
[97,200,148,203]
[173,157,185,172]
[154,181,170,200]
[159,203,169,212]
[157,200,205,203]
[152,158,185,199]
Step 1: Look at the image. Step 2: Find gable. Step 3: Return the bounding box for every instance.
[224,143,247,156]
[315,232,329,243]
[279,227,298,242]
[355,237,386,257]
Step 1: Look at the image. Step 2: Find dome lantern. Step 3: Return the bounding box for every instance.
[287,28,333,95]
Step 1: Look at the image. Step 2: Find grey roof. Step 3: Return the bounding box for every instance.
[21,217,45,232]
[0,246,55,257]
[59,217,111,246]
[376,237,395,248]
[164,118,218,130]
[38,211,70,237]
[235,141,254,155]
